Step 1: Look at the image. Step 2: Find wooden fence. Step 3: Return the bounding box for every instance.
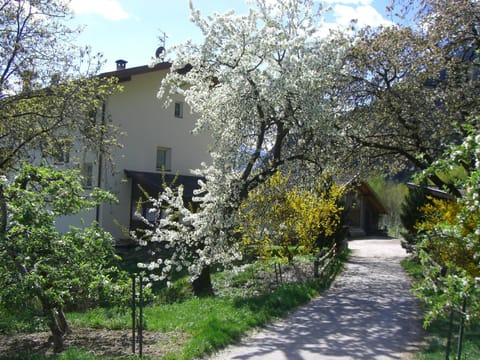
[314,243,336,278]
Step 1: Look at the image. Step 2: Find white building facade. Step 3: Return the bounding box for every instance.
[57,61,211,241]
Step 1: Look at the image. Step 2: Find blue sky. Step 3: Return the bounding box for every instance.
[69,0,394,72]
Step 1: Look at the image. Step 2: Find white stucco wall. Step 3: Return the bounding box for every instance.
[98,67,212,239]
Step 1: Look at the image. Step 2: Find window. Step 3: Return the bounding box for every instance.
[156,147,172,171]
[53,150,70,164]
[174,102,183,118]
[52,140,71,164]
[81,162,94,188]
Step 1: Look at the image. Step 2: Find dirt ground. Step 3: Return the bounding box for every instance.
[0,328,188,359]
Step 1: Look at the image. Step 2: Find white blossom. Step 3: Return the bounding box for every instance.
[134,0,350,283]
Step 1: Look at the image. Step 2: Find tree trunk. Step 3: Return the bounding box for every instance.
[192,266,214,297]
[0,185,6,238]
[46,308,65,353]
[56,307,71,335]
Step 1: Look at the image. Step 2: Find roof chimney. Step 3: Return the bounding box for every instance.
[115,59,127,70]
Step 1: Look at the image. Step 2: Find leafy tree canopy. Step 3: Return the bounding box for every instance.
[339,0,479,196]
[0,164,127,353]
[0,0,122,173]
[414,117,480,327]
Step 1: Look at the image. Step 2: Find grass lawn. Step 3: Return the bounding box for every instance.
[401,258,480,360]
[0,252,347,359]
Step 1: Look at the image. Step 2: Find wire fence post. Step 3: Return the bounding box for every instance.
[445,308,454,360]
[456,297,467,360]
[131,274,136,355]
[131,273,145,357]
[139,273,144,358]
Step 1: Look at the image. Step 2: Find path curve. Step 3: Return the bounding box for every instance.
[207,238,424,360]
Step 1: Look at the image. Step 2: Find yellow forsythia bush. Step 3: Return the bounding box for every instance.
[416,197,479,277]
[238,171,345,261]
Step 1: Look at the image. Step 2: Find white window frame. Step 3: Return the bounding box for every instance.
[156,147,172,172]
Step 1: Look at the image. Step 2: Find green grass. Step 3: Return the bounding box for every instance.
[2,251,346,360]
[67,306,131,330]
[0,311,48,335]
[400,257,424,280]
[401,258,480,360]
[416,321,480,360]
[68,253,346,360]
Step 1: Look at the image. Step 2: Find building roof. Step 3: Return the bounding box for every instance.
[356,181,388,214]
[100,61,192,83]
[124,169,203,198]
[100,62,172,82]
[406,182,456,200]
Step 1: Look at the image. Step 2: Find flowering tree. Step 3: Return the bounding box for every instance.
[414,117,480,327]
[134,0,350,295]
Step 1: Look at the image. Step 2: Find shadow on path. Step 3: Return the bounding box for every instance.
[208,238,423,360]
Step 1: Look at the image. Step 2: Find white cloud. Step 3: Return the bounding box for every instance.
[316,2,392,38]
[333,4,393,28]
[323,0,373,5]
[256,0,391,29]
[70,0,129,21]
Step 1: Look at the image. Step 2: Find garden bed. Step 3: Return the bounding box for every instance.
[0,328,188,359]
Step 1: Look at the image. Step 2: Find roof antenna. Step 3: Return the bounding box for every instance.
[155,31,168,59]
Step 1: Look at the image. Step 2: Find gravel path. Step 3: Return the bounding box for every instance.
[207,238,424,360]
